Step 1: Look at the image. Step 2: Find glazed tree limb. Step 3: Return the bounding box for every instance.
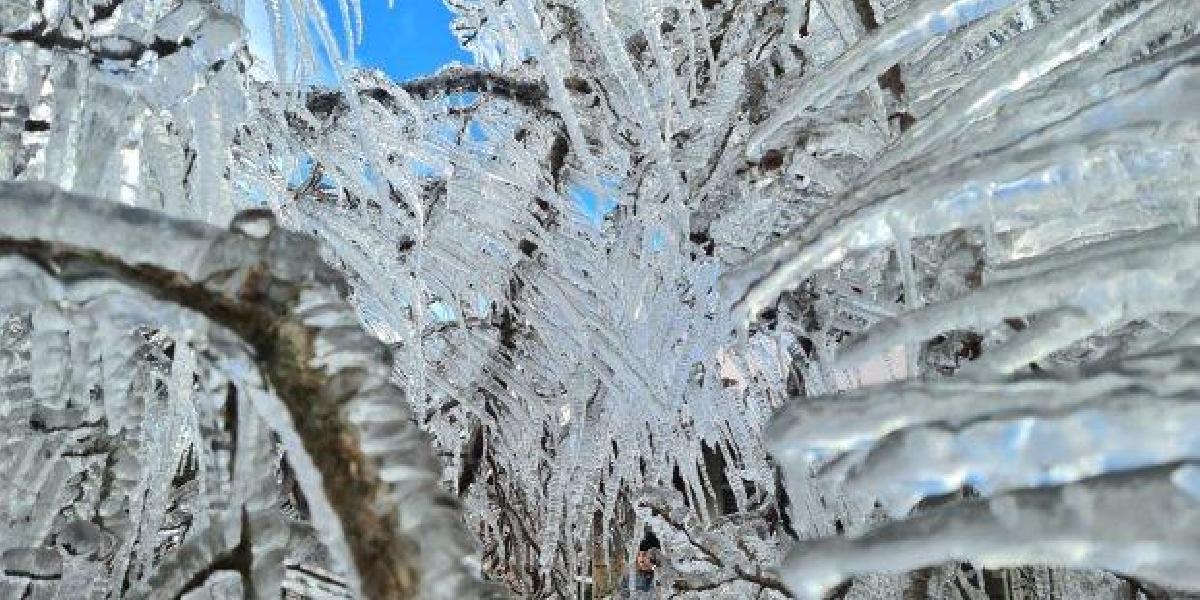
[0,182,496,600]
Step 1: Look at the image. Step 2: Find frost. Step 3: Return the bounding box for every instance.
[2,0,1199,597]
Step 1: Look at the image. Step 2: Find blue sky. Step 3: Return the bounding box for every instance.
[306,0,619,226]
[323,0,471,81]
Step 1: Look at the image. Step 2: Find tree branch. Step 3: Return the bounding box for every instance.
[0,183,495,600]
[399,66,549,107]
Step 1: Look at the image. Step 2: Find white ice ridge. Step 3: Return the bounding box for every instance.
[772,344,1200,512]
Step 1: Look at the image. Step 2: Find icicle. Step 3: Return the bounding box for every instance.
[724,51,1200,328]
[265,0,289,80]
[746,0,1018,159]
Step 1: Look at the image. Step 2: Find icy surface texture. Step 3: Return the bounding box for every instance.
[738,0,1200,597]
[433,0,1199,595]
[3,0,1200,598]
[0,183,491,599]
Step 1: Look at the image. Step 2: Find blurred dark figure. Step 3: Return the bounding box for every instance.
[616,532,661,599]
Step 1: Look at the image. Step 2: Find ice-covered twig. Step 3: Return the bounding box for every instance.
[833,228,1200,371]
[778,464,1200,600]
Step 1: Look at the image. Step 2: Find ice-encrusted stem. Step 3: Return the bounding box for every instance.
[774,348,1200,461]
[745,0,1016,159]
[0,182,492,600]
[777,464,1200,599]
[771,337,1200,523]
[833,229,1200,370]
[725,39,1200,329]
[865,0,1170,179]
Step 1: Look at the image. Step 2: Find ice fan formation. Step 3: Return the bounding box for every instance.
[0,0,1198,598]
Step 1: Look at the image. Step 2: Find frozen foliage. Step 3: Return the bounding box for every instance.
[1,0,1199,598]
[743,0,1200,598]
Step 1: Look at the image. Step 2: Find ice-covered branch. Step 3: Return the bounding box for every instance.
[399,66,549,107]
[779,464,1200,600]
[724,27,1200,328]
[774,343,1200,512]
[303,67,565,122]
[0,182,491,600]
[833,228,1200,374]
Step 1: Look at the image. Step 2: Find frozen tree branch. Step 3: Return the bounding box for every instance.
[399,66,550,107]
[7,0,1200,596]
[0,182,492,600]
[303,67,568,122]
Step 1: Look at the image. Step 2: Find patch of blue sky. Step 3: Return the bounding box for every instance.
[358,161,386,186]
[288,156,322,187]
[408,160,442,177]
[446,91,480,106]
[287,155,343,195]
[427,299,458,322]
[467,121,488,142]
[234,179,272,207]
[648,227,667,252]
[569,175,622,227]
[320,0,473,81]
[570,185,619,227]
[242,0,472,82]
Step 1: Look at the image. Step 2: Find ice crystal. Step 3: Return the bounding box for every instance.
[1,0,1198,598]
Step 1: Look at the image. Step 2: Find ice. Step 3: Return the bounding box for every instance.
[723,47,1200,327]
[780,464,1200,600]
[748,0,1020,158]
[0,183,490,598]
[753,0,1200,594]
[3,0,1200,596]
